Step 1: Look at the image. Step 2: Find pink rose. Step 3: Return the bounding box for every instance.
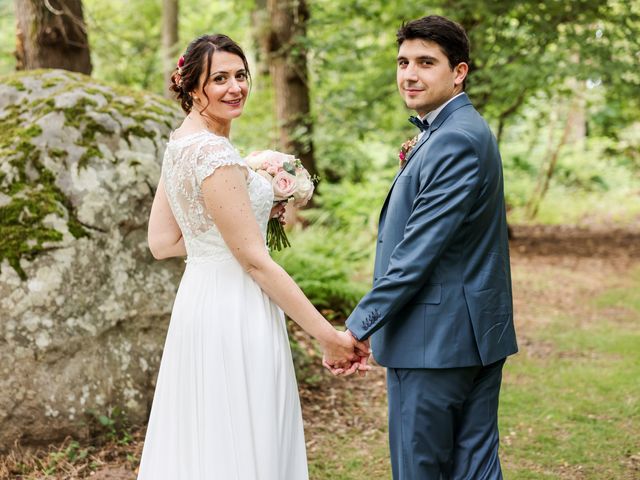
[265,157,284,176]
[246,150,294,175]
[272,171,297,201]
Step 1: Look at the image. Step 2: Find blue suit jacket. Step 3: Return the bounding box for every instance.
[346,93,518,368]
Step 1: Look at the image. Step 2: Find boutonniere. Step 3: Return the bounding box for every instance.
[398,135,418,168]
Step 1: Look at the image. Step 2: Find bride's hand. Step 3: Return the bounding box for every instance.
[321,330,370,376]
[270,202,286,225]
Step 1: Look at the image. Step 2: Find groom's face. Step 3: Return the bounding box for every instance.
[397,39,466,117]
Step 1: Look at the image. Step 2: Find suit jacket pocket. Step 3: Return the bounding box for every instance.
[411,284,442,304]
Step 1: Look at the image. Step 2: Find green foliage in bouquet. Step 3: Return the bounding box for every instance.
[267,217,291,251]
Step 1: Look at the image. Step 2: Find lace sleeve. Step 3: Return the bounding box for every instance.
[194,135,248,186]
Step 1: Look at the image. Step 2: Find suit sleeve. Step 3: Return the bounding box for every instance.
[346,130,481,340]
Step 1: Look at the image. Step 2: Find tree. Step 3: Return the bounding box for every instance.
[251,0,270,77]
[14,0,91,74]
[161,0,179,98]
[267,0,317,178]
[306,0,639,177]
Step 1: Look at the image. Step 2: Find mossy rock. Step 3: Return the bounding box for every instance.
[0,70,184,449]
[0,69,180,280]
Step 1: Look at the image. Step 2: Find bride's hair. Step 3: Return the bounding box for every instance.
[169,34,251,114]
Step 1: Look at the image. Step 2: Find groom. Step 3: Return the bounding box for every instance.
[343,15,518,479]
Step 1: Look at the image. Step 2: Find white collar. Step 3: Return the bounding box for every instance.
[422,92,465,126]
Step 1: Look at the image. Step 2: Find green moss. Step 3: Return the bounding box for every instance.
[78,146,103,170]
[41,77,61,89]
[0,90,89,280]
[6,79,26,92]
[23,124,43,138]
[124,125,156,141]
[0,160,90,280]
[62,97,98,127]
[84,87,114,102]
[48,148,69,169]
[48,148,67,159]
[0,70,180,280]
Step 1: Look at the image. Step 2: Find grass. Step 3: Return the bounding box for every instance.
[496,266,639,479]
[501,355,639,478]
[309,437,391,480]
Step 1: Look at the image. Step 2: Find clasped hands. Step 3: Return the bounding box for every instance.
[321,329,371,377]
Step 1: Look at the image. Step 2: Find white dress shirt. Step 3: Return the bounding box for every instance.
[418,92,465,140]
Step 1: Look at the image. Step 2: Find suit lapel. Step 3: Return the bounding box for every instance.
[378,93,473,225]
[378,131,430,225]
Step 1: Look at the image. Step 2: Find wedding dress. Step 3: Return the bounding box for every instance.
[137,131,308,480]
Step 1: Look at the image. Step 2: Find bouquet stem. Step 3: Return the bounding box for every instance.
[267,218,291,251]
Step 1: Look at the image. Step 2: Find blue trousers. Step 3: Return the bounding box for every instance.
[387,359,505,480]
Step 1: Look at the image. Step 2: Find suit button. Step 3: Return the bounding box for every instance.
[378,239,383,243]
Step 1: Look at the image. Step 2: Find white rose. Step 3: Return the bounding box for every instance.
[293,170,314,206]
[245,150,267,170]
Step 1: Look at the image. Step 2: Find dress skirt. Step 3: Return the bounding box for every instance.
[137,257,308,479]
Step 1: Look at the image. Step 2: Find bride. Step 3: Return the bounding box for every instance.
[138,34,369,479]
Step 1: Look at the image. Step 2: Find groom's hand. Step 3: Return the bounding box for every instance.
[322,330,372,377]
[349,330,371,377]
[322,352,371,377]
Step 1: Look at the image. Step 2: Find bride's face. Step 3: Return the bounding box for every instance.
[194,51,249,121]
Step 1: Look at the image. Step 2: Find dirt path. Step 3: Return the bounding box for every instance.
[2,225,639,479]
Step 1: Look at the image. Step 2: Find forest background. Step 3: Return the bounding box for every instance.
[1,0,639,312]
[0,0,639,479]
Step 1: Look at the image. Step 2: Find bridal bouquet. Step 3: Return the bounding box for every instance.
[246,150,315,251]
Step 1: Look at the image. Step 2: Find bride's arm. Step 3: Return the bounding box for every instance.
[201,165,366,368]
[148,178,187,259]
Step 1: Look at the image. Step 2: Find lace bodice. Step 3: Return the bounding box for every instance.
[162,131,274,261]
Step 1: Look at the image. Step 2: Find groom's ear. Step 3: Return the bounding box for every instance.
[453,62,469,87]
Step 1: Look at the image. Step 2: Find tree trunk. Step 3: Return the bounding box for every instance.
[14,0,92,74]
[526,103,574,220]
[565,83,587,146]
[251,0,270,77]
[162,0,179,98]
[267,0,317,178]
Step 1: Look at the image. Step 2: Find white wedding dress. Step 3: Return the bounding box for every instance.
[137,131,308,480]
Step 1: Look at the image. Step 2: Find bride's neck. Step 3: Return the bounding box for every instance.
[187,110,230,138]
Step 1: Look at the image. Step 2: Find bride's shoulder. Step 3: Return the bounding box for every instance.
[196,133,241,159]
[168,130,237,157]
[169,129,223,146]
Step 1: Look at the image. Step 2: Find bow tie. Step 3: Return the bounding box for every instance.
[408,115,429,132]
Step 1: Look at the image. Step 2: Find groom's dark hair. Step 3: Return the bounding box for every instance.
[397,16,470,87]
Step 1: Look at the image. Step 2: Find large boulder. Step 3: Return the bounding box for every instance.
[0,70,183,450]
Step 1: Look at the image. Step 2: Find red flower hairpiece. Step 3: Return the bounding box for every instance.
[175,55,185,86]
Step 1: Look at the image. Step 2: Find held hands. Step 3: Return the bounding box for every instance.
[321,330,371,377]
